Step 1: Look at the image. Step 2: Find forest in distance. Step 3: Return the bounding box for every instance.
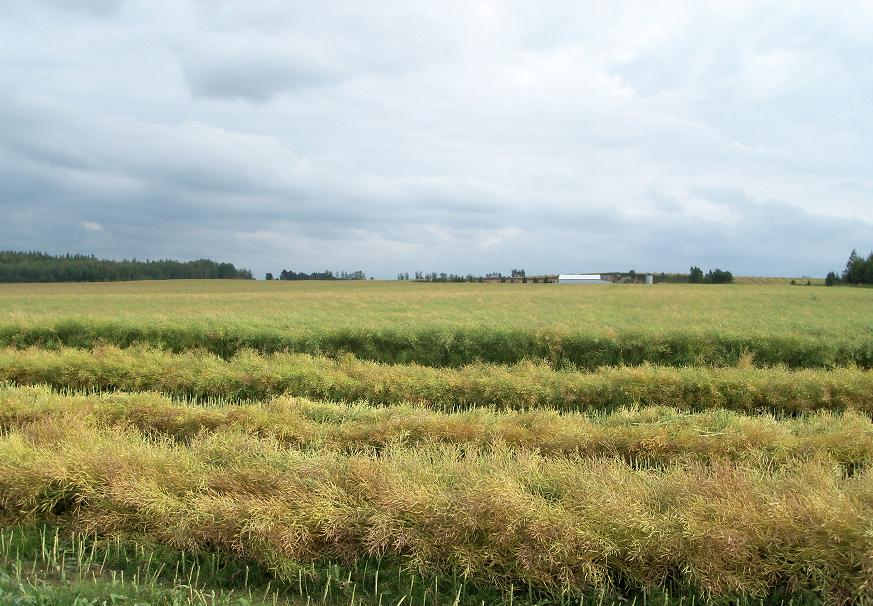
[0,251,253,282]
[2,249,870,285]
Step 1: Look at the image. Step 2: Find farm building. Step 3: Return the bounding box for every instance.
[557,274,610,284]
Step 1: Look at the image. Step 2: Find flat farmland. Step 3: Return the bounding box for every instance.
[1,280,871,368]
[0,279,868,334]
[1,279,873,605]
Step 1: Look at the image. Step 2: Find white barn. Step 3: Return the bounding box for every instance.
[558,274,609,284]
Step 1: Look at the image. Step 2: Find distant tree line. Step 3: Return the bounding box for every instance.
[0,251,252,283]
[826,249,873,286]
[268,269,367,281]
[403,272,480,282]
[399,269,532,283]
[688,266,734,284]
[398,267,734,285]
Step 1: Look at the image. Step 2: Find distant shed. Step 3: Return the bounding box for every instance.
[558,274,609,284]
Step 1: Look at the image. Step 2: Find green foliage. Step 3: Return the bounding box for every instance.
[414,272,469,282]
[0,251,253,283]
[706,268,733,283]
[689,266,733,284]
[840,249,873,285]
[278,270,366,280]
[0,525,278,605]
[1,525,776,606]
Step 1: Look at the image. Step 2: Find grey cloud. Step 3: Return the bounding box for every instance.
[181,54,341,102]
[26,0,124,17]
[1,1,872,278]
[645,188,684,213]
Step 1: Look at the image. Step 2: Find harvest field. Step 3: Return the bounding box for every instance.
[2,280,872,368]
[1,280,873,605]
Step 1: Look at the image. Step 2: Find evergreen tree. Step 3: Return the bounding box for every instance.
[706,269,733,284]
[0,251,253,283]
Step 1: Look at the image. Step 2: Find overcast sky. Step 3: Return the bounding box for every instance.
[1,0,872,278]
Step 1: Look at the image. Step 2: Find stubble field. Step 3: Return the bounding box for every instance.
[1,279,872,605]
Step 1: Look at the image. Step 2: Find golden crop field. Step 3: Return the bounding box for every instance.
[1,279,873,605]
[1,280,871,369]
[0,279,866,334]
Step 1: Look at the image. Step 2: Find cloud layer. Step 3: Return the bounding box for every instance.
[1,0,872,278]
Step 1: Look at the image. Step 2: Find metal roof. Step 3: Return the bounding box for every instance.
[558,274,601,280]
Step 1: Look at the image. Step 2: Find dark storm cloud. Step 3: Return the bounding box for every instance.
[1,0,872,278]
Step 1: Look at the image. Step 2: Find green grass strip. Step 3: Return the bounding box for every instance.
[2,525,808,606]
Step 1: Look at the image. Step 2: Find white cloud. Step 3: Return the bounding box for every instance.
[81,221,104,232]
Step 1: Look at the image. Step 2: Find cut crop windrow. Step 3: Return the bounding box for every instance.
[1,346,871,414]
[3,385,873,466]
[1,421,871,604]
